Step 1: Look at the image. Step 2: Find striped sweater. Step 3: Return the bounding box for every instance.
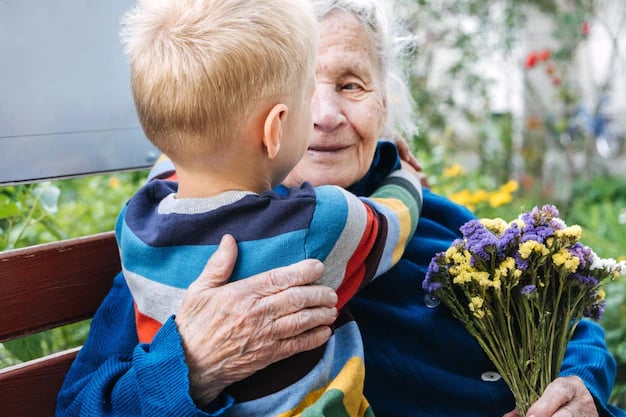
[115,170,422,417]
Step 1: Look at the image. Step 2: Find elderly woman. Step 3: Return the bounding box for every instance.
[283,2,623,417]
[58,0,623,416]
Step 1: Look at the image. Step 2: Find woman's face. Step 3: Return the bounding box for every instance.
[284,9,387,188]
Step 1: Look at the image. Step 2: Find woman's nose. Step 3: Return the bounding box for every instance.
[312,85,346,132]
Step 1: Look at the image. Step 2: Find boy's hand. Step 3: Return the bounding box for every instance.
[393,135,429,187]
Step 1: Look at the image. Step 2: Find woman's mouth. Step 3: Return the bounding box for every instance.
[307,145,350,153]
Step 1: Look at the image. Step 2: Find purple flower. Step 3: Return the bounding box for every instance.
[568,273,598,286]
[584,298,606,320]
[428,256,441,274]
[521,285,537,295]
[425,281,442,294]
[520,232,543,244]
[498,223,521,253]
[534,225,555,241]
[568,243,594,269]
[521,225,554,244]
[424,254,445,293]
[514,253,529,271]
[548,218,566,231]
[451,238,465,248]
[541,204,560,218]
[460,220,500,262]
[520,205,560,228]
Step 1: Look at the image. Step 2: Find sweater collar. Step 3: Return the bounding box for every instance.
[274,141,400,197]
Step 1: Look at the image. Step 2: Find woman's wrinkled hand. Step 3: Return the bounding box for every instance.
[502,376,599,417]
[175,234,338,407]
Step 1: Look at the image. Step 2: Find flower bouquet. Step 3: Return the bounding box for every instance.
[423,205,626,416]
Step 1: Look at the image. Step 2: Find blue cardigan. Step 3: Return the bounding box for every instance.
[346,144,623,416]
[57,143,624,416]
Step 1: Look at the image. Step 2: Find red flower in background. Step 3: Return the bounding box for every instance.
[525,53,538,69]
[525,49,552,70]
[581,21,590,36]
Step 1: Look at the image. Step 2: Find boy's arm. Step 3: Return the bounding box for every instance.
[309,167,422,309]
[56,273,225,417]
[366,163,422,273]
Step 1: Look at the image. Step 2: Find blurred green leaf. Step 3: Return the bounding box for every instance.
[0,195,19,219]
[4,334,46,362]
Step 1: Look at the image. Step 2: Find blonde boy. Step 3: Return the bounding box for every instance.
[117,0,422,415]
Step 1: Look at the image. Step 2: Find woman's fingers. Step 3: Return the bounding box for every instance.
[188,234,238,291]
[525,376,598,417]
[270,306,337,339]
[244,258,326,294]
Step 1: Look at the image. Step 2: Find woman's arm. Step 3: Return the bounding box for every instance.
[57,236,337,416]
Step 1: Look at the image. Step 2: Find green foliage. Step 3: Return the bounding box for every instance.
[0,171,147,250]
[0,183,63,250]
[2,321,90,363]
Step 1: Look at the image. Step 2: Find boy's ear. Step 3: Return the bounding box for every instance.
[263,103,288,160]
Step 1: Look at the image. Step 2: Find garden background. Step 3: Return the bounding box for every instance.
[1,0,626,409]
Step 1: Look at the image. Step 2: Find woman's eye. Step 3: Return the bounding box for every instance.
[341,83,363,91]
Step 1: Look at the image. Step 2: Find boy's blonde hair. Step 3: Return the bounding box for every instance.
[121,0,318,165]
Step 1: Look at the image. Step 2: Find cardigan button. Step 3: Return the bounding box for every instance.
[481,371,502,382]
[424,294,441,308]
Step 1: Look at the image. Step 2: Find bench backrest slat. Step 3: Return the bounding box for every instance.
[0,348,80,417]
[0,233,120,416]
[0,232,119,341]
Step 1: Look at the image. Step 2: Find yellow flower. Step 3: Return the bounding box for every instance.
[445,246,460,259]
[453,273,472,284]
[469,296,486,318]
[446,247,472,266]
[480,218,508,235]
[597,289,606,301]
[108,176,121,189]
[552,249,580,273]
[473,189,489,204]
[449,190,475,210]
[555,225,582,241]
[519,241,549,259]
[487,180,518,208]
[511,219,525,229]
[443,163,466,177]
[488,190,513,208]
[473,271,492,287]
[470,296,484,308]
[501,180,519,193]
[494,257,516,280]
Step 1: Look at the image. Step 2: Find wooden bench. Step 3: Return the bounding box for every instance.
[0,154,154,416]
[0,232,121,417]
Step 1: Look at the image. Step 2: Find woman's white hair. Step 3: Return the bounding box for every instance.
[310,0,418,138]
